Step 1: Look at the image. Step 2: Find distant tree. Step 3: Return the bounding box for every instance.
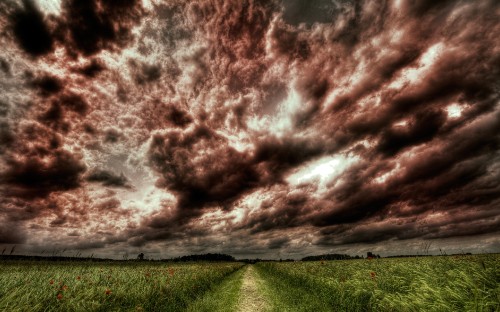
[138,253,144,260]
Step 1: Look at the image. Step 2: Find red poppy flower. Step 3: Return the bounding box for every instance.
[49,280,54,285]
[76,276,81,280]
[62,285,68,291]
[370,272,376,279]
[105,289,112,295]
[57,293,63,300]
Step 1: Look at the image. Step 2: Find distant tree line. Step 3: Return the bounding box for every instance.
[171,253,235,262]
[0,251,477,263]
[302,253,362,261]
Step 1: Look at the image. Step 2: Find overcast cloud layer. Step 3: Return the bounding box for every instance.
[0,0,499,259]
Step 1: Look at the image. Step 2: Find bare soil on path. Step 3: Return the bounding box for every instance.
[237,265,269,312]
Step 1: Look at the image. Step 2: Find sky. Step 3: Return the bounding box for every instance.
[0,0,499,260]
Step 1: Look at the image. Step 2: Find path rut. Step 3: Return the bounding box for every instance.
[237,265,268,312]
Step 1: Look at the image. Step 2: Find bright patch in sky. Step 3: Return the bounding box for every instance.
[389,42,445,89]
[287,155,359,192]
[446,103,463,118]
[35,0,61,15]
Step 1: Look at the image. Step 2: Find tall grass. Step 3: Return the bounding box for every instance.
[1,255,498,311]
[255,254,500,312]
[0,261,244,311]
[186,266,245,312]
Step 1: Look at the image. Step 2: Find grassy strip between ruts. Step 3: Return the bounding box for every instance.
[254,254,500,312]
[0,261,245,312]
[254,262,333,312]
[186,264,246,312]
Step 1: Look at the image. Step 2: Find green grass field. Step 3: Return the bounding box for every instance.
[254,255,500,312]
[0,261,244,311]
[0,255,498,311]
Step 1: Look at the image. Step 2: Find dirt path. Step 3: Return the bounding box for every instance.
[237,265,268,312]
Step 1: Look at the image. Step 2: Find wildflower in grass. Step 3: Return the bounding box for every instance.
[145,272,151,277]
[168,268,175,276]
[57,293,63,300]
[62,285,68,291]
[49,280,54,285]
[370,272,376,279]
[105,289,112,295]
[76,276,81,280]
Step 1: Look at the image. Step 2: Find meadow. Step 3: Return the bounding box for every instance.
[254,254,500,312]
[0,261,244,311]
[0,254,498,311]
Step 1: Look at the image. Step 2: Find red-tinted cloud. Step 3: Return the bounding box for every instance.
[0,0,499,258]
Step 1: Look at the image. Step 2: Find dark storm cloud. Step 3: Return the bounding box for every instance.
[240,187,316,234]
[58,0,145,56]
[167,106,193,128]
[0,149,86,200]
[59,93,89,115]
[34,90,89,134]
[6,0,144,59]
[423,214,500,240]
[0,102,10,118]
[0,223,27,244]
[86,169,132,189]
[0,121,14,154]
[311,113,500,239]
[376,109,447,157]
[73,59,106,78]
[139,101,189,131]
[0,58,12,76]
[0,88,88,219]
[267,237,290,249]
[9,0,55,57]
[30,74,64,97]
[147,126,260,221]
[0,0,147,252]
[147,124,328,222]
[269,22,310,61]
[130,61,162,85]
